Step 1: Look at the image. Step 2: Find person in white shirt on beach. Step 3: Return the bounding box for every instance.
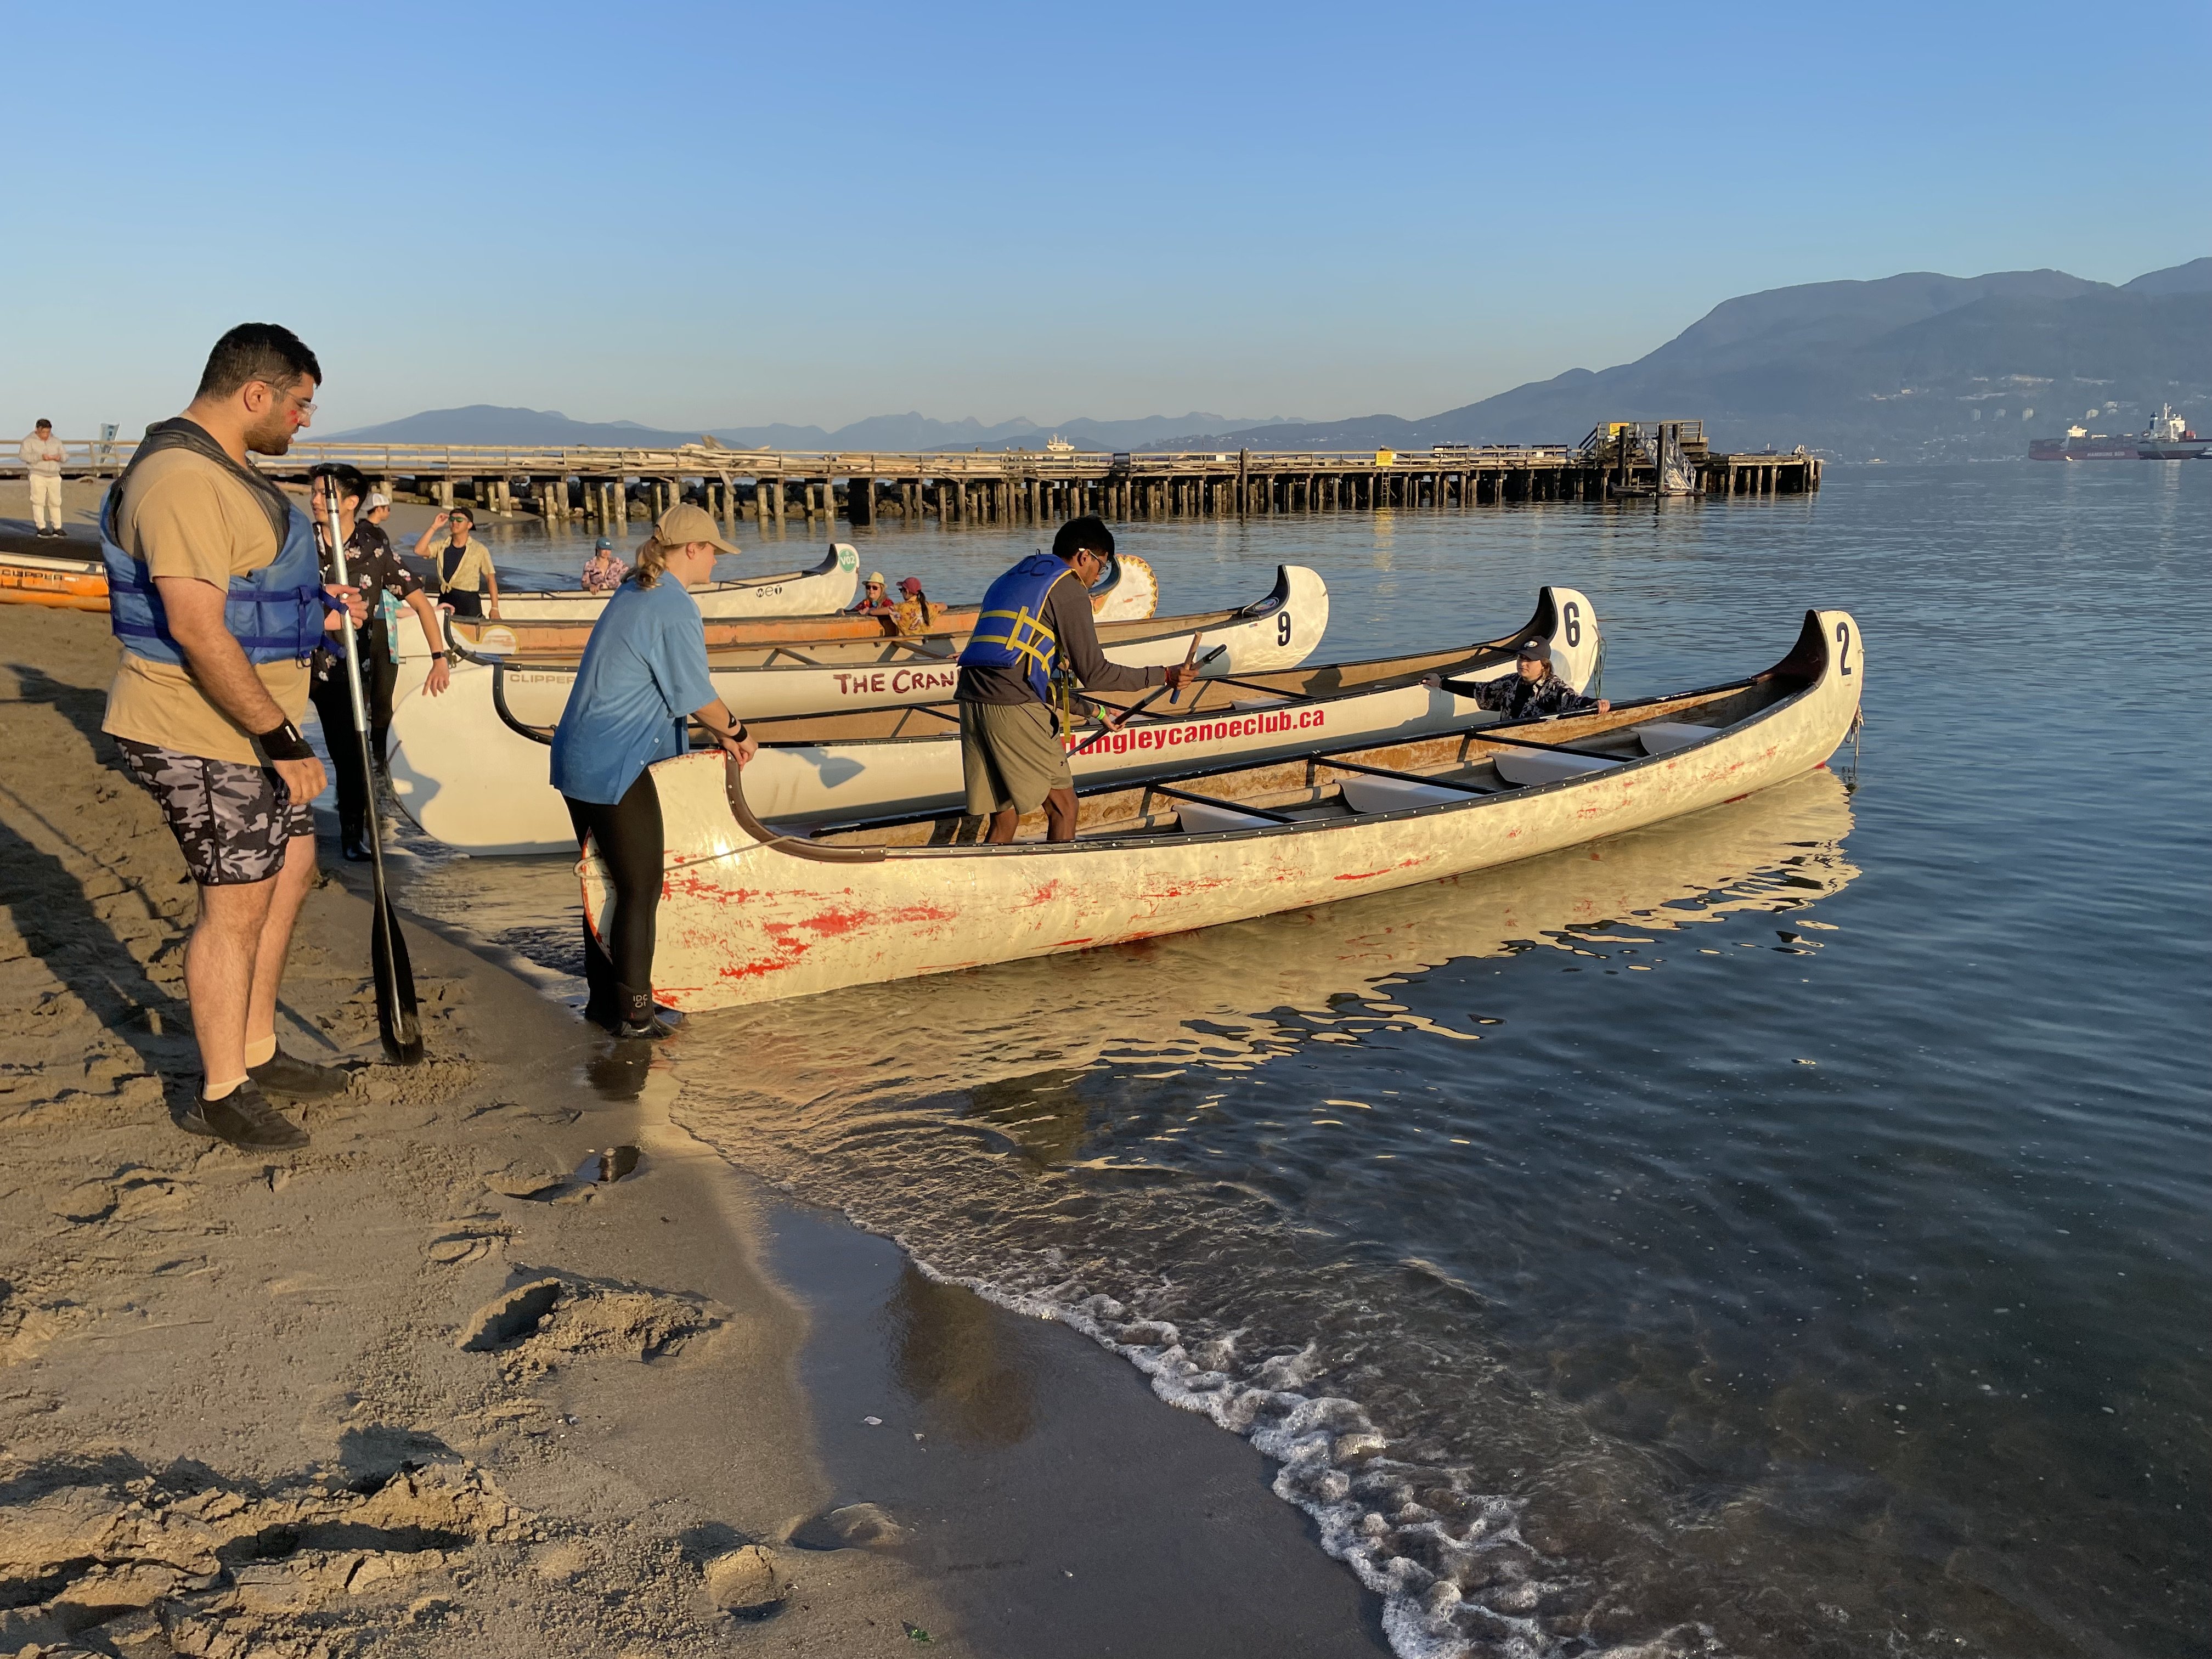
[19,420,66,537]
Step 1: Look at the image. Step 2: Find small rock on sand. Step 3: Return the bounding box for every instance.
[704,1543,785,1615]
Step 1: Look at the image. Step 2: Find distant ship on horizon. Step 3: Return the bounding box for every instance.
[2030,404,2208,460]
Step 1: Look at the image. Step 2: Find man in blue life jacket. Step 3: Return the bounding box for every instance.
[956,515,1193,843]
[101,324,366,1151]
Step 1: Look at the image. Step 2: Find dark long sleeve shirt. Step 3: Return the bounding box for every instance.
[1458,668,1598,720]
[956,568,1165,706]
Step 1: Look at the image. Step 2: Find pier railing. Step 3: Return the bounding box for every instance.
[4,438,1611,481]
[5,425,1817,520]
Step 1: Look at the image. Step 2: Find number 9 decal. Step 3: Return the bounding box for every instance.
[1564,601,1582,648]
[1835,620,1853,676]
[1277,612,1293,647]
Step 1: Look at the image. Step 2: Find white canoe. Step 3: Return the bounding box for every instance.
[671,765,1860,1110]
[592,608,1864,1012]
[492,541,862,622]
[386,565,1328,855]
[732,586,1596,826]
[405,549,1159,654]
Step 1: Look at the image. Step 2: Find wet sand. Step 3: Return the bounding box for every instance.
[0,602,1387,1657]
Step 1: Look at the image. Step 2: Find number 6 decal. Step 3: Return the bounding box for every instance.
[1835,620,1853,676]
[1564,601,1582,648]
[1277,612,1293,647]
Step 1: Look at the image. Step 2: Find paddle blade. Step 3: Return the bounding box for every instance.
[370,891,425,1064]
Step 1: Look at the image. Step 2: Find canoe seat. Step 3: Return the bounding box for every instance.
[1172,798,1281,834]
[1635,721,1713,757]
[1492,749,1616,787]
[1338,776,1470,815]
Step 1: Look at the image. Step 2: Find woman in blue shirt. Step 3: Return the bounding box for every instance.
[551,506,757,1037]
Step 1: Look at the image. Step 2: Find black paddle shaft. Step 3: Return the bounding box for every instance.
[1070,646,1228,754]
[320,494,424,1064]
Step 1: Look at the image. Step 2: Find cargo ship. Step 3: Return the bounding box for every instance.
[2030,404,2208,460]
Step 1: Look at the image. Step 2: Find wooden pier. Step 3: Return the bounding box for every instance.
[8,419,1818,532]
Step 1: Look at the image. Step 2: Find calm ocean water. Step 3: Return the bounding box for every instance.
[390,466,2208,1659]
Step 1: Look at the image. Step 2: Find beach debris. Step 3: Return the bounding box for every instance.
[0,1451,523,1654]
[704,1543,786,1618]
[863,1415,883,1426]
[426,1226,509,1267]
[458,1277,565,1351]
[904,1622,934,1643]
[454,1269,726,1374]
[789,1502,906,1551]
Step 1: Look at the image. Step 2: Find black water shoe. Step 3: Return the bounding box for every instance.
[340,836,374,863]
[611,1015,680,1041]
[249,1048,353,1099]
[182,1081,310,1150]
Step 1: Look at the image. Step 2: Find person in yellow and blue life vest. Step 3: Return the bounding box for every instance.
[551,505,758,1039]
[99,324,369,1152]
[955,515,1193,844]
[1424,637,1612,720]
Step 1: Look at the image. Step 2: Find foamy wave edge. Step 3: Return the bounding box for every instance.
[889,1228,1717,1659]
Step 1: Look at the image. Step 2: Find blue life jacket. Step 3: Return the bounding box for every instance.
[958,552,1069,704]
[103,488,330,667]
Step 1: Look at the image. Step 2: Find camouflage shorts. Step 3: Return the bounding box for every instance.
[114,738,315,887]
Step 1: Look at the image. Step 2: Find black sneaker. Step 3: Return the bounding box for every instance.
[181,1081,310,1150]
[610,1015,680,1041]
[249,1048,353,1099]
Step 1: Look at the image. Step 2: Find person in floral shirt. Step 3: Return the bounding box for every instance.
[582,537,629,592]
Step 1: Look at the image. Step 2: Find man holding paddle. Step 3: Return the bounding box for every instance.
[100,324,366,1150]
[956,515,1193,844]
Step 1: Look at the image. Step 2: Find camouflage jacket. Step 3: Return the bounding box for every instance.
[1468,669,1597,721]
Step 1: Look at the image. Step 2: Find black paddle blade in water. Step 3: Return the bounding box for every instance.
[370,880,424,1064]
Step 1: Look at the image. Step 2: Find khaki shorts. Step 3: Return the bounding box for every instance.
[959,700,1070,817]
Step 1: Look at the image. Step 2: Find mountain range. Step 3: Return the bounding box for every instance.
[331,408,1300,454]
[336,257,2211,462]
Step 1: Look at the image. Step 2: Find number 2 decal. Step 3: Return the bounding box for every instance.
[1277,612,1293,647]
[1835,620,1853,676]
[1564,601,1582,648]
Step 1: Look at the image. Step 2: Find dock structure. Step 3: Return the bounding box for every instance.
[9,420,1818,532]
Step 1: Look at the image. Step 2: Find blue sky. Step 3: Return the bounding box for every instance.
[8,1,2203,436]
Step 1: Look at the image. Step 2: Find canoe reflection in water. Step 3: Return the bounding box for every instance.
[695,766,1859,1118]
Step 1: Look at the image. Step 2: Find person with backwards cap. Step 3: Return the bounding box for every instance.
[412,505,499,618]
[956,515,1191,845]
[581,536,629,592]
[551,504,757,1038]
[1428,637,1610,720]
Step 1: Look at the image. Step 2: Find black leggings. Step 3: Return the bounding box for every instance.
[565,770,662,1026]
[309,620,398,842]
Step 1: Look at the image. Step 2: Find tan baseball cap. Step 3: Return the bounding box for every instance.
[652,503,741,557]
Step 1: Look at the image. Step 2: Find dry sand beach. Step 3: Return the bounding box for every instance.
[0,594,1388,1658]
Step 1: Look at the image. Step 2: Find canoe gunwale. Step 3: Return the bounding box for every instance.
[437,562,1306,678]
[748,583,1567,751]
[498,541,848,610]
[706,607,1842,866]
[441,548,1155,655]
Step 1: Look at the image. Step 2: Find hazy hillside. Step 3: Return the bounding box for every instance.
[332,407,1291,452]
[1161,259,2212,460]
[337,260,2211,463]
